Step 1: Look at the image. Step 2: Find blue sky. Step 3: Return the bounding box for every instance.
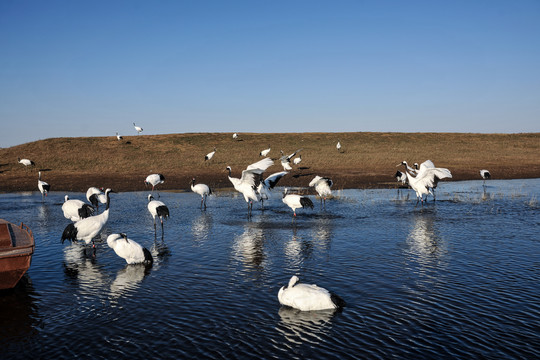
[1,1,539,147]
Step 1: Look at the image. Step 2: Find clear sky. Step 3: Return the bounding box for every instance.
[1,1,539,147]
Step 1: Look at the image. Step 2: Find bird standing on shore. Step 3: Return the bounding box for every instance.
[226,157,274,218]
[107,233,153,265]
[278,275,346,311]
[116,132,123,141]
[259,146,271,157]
[62,195,94,221]
[336,140,342,153]
[191,178,212,210]
[38,171,50,202]
[205,148,216,161]
[309,176,333,207]
[133,123,143,135]
[293,155,302,166]
[18,157,35,169]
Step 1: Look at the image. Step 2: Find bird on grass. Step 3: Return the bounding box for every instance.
[38,171,50,202]
[336,140,342,153]
[232,133,239,140]
[145,174,165,194]
[107,233,153,265]
[191,178,212,210]
[259,145,271,157]
[480,170,491,186]
[18,157,35,169]
[278,275,346,311]
[257,171,288,209]
[205,148,216,161]
[226,157,274,218]
[133,122,143,135]
[293,155,302,166]
[309,176,333,207]
[116,132,123,141]
[62,195,95,222]
[62,189,115,249]
[280,149,302,171]
[282,188,314,218]
[147,194,170,235]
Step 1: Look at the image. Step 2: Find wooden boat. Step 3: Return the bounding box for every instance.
[0,219,35,290]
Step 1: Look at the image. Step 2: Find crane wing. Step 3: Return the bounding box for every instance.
[264,171,288,189]
[245,157,274,174]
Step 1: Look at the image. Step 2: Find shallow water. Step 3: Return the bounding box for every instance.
[0,179,539,359]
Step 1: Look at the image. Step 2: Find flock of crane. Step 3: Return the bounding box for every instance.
[14,128,494,311]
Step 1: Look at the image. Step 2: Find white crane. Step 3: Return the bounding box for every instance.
[226,157,274,217]
[293,155,302,166]
[336,140,342,153]
[398,161,452,205]
[259,145,271,157]
[205,147,216,161]
[232,133,239,140]
[282,188,314,217]
[278,275,346,311]
[280,149,302,171]
[480,169,491,186]
[37,171,50,202]
[413,160,451,201]
[107,233,153,265]
[145,174,165,194]
[147,194,170,235]
[86,187,105,212]
[133,122,143,135]
[191,178,212,210]
[309,176,333,207]
[62,195,95,221]
[116,132,123,141]
[18,157,35,168]
[395,170,407,185]
[61,188,115,248]
[257,171,288,209]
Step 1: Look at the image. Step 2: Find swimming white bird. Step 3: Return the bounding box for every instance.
[86,187,105,211]
[259,145,271,157]
[399,161,452,205]
[278,275,346,311]
[37,171,50,202]
[145,174,165,193]
[205,147,216,161]
[191,178,212,210]
[293,155,302,166]
[62,188,115,247]
[309,176,333,207]
[257,171,288,209]
[282,188,314,217]
[336,140,342,153]
[18,157,35,168]
[280,149,302,171]
[133,122,143,135]
[62,195,95,221]
[147,194,170,234]
[480,169,491,186]
[226,157,274,217]
[107,233,153,265]
[116,132,123,141]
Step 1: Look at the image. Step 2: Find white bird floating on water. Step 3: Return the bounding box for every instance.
[257,171,288,209]
[282,188,314,218]
[398,161,452,205]
[147,194,170,234]
[205,147,216,161]
[309,176,333,207]
[18,157,35,168]
[62,195,95,222]
[62,188,115,248]
[145,173,165,194]
[37,171,50,202]
[480,169,491,186]
[226,157,274,217]
[191,178,212,210]
[133,122,143,135]
[107,233,153,265]
[278,275,346,311]
[259,145,271,157]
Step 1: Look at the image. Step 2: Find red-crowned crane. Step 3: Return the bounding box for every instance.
[257,171,288,209]
[309,176,333,207]
[38,171,50,202]
[145,173,165,195]
[282,188,314,218]
[107,233,153,265]
[62,195,95,221]
[147,194,170,235]
[133,122,143,135]
[278,275,346,311]
[191,178,212,210]
[205,148,216,161]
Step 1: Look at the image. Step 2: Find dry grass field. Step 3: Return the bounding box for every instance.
[1,132,539,193]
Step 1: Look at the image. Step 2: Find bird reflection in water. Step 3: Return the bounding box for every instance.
[406,212,447,268]
[232,223,266,272]
[62,243,109,294]
[276,306,337,342]
[191,212,213,244]
[109,264,151,302]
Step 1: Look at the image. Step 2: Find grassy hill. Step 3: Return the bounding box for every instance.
[1,132,539,192]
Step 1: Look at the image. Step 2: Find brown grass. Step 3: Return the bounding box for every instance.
[1,132,539,192]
